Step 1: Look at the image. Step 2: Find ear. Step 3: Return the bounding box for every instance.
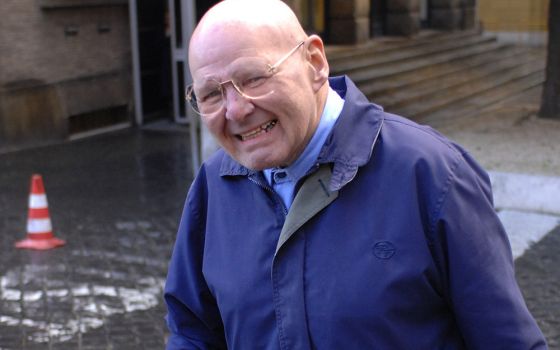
[305,35,329,92]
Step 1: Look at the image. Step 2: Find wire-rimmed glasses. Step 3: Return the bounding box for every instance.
[185,41,305,116]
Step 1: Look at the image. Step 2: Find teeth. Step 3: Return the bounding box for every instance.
[263,120,277,132]
[239,120,277,141]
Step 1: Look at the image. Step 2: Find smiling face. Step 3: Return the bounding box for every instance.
[188,1,329,170]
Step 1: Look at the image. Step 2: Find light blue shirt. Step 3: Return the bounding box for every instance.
[263,87,344,210]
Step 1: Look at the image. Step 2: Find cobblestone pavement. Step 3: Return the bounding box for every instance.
[1,128,193,349]
[516,225,560,349]
[1,127,559,349]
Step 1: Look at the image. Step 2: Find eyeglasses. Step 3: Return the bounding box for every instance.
[186,41,305,116]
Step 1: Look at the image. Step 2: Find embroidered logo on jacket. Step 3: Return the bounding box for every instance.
[372,241,396,259]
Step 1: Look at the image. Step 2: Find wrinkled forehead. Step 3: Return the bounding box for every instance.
[191,19,287,57]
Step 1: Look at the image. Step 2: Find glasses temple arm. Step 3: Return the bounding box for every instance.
[267,41,305,72]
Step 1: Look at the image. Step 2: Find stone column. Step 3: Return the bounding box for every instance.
[385,0,420,36]
[327,0,370,44]
[460,0,477,29]
[430,0,461,30]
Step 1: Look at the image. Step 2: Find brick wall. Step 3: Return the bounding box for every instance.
[0,0,130,86]
[0,0,131,150]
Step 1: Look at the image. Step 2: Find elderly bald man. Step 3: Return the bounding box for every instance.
[164,0,547,349]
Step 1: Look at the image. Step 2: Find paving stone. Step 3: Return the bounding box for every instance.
[516,225,560,349]
[0,128,192,349]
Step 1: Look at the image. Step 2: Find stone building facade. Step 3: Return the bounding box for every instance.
[0,0,477,152]
[0,0,131,151]
[478,0,549,46]
[294,0,477,44]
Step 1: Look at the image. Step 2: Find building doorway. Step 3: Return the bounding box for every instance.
[420,0,430,28]
[130,0,200,171]
[370,0,387,37]
[129,0,173,125]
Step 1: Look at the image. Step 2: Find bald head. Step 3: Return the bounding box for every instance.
[189,0,308,68]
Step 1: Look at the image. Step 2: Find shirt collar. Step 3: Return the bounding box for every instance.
[219,76,385,192]
[263,86,344,185]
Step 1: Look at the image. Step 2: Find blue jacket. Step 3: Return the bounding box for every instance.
[164,76,547,349]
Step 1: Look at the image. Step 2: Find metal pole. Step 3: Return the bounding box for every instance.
[169,0,180,124]
[182,0,201,174]
[128,0,143,126]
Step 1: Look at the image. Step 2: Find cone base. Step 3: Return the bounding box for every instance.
[15,237,66,250]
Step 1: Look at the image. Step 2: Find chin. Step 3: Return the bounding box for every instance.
[239,160,272,171]
[237,155,284,171]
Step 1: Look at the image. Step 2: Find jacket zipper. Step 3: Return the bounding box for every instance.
[248,176,289,216]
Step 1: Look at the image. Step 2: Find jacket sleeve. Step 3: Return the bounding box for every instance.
[431,151,547,349]
[164,168,227,350]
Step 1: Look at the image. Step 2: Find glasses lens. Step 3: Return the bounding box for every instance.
[187,64,278,116]
[233,68,275,99]
[189,81,224,115]
[185,85,201,114]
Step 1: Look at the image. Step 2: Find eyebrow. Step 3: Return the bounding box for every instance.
[193,76,219,91]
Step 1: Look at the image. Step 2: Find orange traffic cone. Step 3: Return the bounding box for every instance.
[15,174,66,250]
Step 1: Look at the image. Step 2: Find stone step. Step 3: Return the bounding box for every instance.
[330,32,495,74]
[345,39,507,87]
[326,30,546,132]
[420,72,545,128]
[374,50,545,111]
[435,85,543,132]
[361,45,533,98]
[326,29,480,62]
[394,64,545,120]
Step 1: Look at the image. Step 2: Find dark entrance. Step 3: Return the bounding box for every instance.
[420,0,431,28]
[135,0,173,124]
[370,0,387,37]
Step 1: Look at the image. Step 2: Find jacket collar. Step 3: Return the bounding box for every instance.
[219,76,384,191]
[317,76,384,191]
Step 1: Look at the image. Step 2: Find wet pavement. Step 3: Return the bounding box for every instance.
[1,128,193,349]
[1,126,559,349]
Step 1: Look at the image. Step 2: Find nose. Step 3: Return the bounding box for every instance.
[223,84,254,121]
